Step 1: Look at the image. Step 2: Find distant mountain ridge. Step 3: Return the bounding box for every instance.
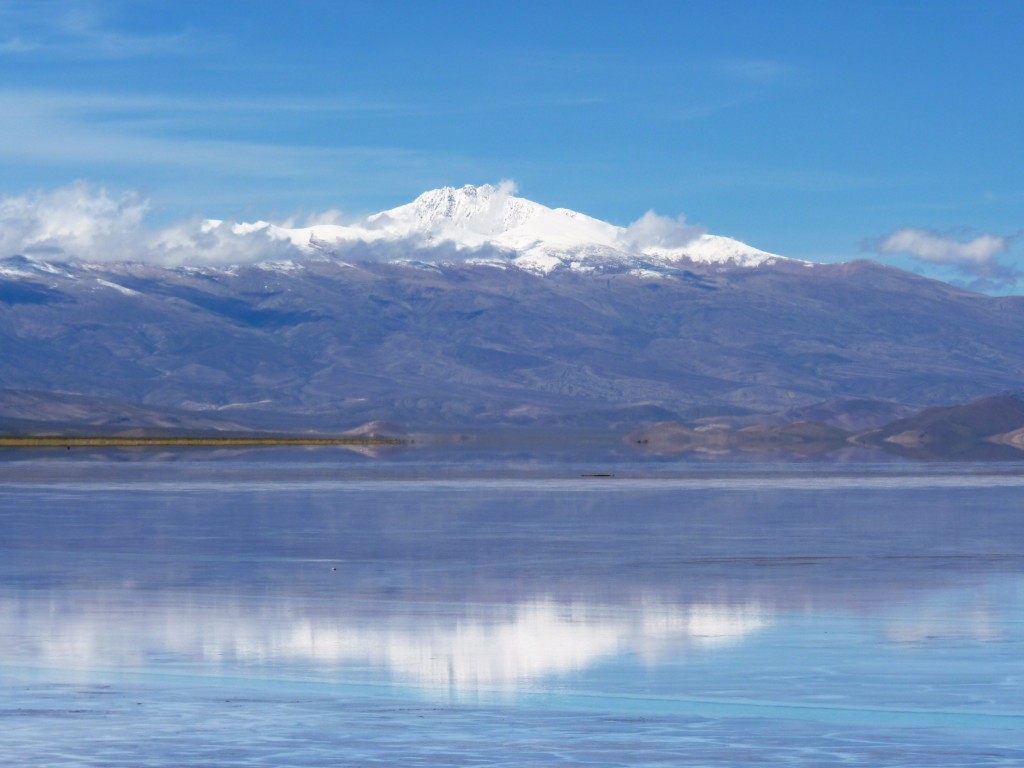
[1,185,1023,442]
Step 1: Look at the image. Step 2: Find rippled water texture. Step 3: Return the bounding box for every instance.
[1,459,1023,765]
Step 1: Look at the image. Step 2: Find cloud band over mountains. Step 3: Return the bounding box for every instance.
[0,182,710,268]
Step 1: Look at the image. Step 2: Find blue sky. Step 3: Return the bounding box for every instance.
[1,0,1021,290]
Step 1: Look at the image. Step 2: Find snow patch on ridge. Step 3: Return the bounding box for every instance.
[95,278,139,296]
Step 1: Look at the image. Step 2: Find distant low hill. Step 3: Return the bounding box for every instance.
[4,386,1024,462]
[628,392,1024,461]
[0,389,253,436]
[851,393,1024,460]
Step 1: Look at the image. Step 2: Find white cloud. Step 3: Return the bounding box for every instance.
[148,218,304,266]
[873,227,1020,288]
[620,211,706,251]
[495,178,519,197]
[300,208,347,227]
[877,227,1009,265]
[0,183,305,265]
[0,182,147,259]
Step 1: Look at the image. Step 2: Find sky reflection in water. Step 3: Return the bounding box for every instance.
[1,461,1023,765]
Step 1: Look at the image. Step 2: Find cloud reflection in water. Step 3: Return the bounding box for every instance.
[0,592,769,692]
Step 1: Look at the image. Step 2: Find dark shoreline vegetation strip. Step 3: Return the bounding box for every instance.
[0,436,406,448]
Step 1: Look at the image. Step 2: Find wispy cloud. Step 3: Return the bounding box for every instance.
[658,57,801,122]
[670,96,755,123]
[498,48,802,124]
[0,89,463,201]
[708,58,799,84]
[0,0,199,60]
[0,88,416,127]
[0,36,34,53]
[870,227,1021,289]
[696,167,905,193]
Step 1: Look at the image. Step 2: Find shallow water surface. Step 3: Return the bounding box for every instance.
[1,460,1023,765]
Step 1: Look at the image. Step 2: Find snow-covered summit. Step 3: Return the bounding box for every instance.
[224,183,787,274]
[367,183,548,237]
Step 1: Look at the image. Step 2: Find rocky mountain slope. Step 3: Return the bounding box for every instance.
[1,185,1023,436]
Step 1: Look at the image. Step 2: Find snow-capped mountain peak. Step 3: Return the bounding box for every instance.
[367,183,543,237]
[210,184,789,274]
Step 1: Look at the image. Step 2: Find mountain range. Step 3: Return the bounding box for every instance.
[1,183,1023,457]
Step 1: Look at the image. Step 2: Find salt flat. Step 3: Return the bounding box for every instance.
[1,458,1022,765]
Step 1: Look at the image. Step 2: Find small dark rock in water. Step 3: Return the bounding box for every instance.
[331,567,337,571]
